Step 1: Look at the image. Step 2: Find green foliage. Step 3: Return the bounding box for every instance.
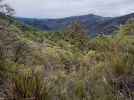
[1,73,57,100]
[44,22,88,51]
[1,15,134,100]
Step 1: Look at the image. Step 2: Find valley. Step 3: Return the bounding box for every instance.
[0,0,134,99]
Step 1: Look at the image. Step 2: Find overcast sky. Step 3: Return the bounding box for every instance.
[4,0,134,18]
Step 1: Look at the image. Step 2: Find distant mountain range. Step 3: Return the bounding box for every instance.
[18,13,134,37]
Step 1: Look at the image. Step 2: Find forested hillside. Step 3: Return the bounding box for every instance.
[0,0,134,99]
[87,13,134,37]
[18,14,111,35]
[18,13,134,37]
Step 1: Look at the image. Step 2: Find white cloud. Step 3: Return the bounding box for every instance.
[4,0,134,18]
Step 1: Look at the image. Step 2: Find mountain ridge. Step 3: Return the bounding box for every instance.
[18,14,110,30]
[18,13,134,37]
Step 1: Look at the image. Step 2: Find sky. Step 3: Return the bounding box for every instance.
[4,0,134,18]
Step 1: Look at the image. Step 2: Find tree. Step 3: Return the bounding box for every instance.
[0,0,15,15]
[0,0,15,27]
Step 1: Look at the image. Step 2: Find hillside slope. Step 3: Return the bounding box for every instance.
[1,13,134,100]
[18,14,110,32]
[87,13,134,37]
[18,13,134,37]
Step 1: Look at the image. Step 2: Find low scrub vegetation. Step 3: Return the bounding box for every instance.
[0,2,134,99]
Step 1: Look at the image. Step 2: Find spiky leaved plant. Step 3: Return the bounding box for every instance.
[1,73,57,100]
